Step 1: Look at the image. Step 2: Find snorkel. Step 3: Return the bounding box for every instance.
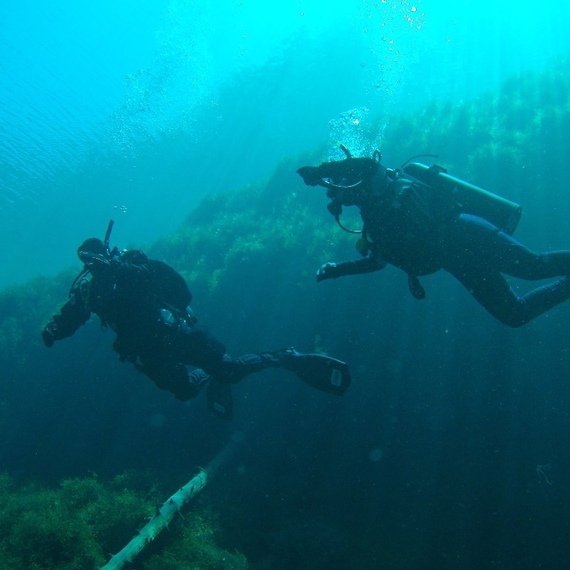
[103,219,115,256]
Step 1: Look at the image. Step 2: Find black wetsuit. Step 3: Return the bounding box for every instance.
[305,161,570,327]
[43,250,283,400]
[441,214,570,327]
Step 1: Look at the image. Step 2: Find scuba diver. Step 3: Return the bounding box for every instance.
[41,221,351,419]
[297,146,570,327]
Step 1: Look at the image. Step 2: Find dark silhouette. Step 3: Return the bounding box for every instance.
[42,222,351,418]
[298,148,570,327]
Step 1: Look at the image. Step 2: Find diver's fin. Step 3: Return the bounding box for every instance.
[206,380,233,420]
[284,351,351,396]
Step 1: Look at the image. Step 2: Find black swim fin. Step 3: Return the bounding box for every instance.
[206,380,233,420]
[281,350,351,396]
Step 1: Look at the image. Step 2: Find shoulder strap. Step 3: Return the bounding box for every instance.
[68,268,90,297]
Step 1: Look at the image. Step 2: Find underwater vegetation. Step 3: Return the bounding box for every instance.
[384,56,570,203]
[0,472,247,570]
[0,472,151,569]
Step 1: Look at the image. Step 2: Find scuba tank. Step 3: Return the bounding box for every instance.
[401,162,522,235]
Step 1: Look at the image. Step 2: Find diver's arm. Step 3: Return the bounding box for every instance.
[316,254,386,282]
[42,293,91,347]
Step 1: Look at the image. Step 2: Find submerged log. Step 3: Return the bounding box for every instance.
[100,436,240,570]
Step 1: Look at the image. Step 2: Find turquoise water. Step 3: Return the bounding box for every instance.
[2,4,570,567]
[1,0,569,288]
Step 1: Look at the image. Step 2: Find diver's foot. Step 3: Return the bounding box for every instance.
[260,347,301,369]
[217,350,298,384]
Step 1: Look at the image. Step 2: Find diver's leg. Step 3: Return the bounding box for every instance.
[450,214,570,279]
[138,358,209,400]
[483,233,570,279]
[162,312,351,393]
[211,350,294,384]
[155,308,228,371]
[213,349,352,396]
[162,313,291,382]
[446,265,570,327]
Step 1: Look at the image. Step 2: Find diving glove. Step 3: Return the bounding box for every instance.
[316,262,339,282]
[41,324,56,347]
